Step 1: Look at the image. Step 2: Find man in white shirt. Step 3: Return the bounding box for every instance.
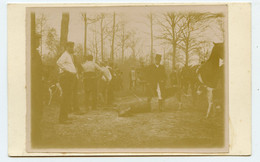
[56,41,77,124]
[81,55,109,110]
[146,54,166,112]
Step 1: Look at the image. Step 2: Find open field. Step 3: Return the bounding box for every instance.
[38,93,225,149]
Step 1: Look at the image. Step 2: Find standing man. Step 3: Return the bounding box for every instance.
[106,61,116,106]
[57,41,77,124]
[129,66,136,90]
[99,62,112,105]
[71,53,82,115]
[146,54,167,111]
[81,55,108,110]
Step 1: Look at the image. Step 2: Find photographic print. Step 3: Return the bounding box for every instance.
[27,5,228,154]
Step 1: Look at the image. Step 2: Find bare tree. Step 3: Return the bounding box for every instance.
[216,16,225,41]
[45,27,59,58]
[89,27,99,61]
[99,13,105,61]
[81,13,99,56]
[148,13,154,64]
[117,22,130,63]
[36,14,47,56]
[31,12,43,145]
[96,13,112,61]
[126,31,139,60]
[110,12,116,62]
[157,12,184,70]
[179,12,223,66]
[60,13,69,55]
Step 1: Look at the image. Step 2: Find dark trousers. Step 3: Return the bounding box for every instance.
[107,81,114,105]
[84,73,97,109]
[59,72,74,121]
[71,76,79,112]
[146,82,165,111]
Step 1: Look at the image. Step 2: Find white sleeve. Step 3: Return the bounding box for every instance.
[57,53,67,70]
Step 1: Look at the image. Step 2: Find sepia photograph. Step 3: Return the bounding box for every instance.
[27,5,228,153]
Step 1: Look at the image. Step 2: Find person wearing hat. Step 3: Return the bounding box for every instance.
[146,54,167,111]
[116,54,166,117]
[56,41,77,124]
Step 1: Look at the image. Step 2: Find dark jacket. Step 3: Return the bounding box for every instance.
[145,64,167,98]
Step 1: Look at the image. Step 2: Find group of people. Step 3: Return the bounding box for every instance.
[56,41,168,123]
[56,42,119,124]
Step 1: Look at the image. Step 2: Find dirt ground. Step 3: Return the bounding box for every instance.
[38,90,225,149]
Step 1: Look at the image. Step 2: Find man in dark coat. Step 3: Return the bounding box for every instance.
[117,54,167,117]
[146,54,167,111]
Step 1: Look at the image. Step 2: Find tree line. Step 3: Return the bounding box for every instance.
[35,11,224,71]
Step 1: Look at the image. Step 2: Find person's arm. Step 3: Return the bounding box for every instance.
[99,66,112,82]
[94,63,103,72]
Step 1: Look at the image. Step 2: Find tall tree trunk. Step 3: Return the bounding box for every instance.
[111,12,116,62]
[40,19,43,56]
[94,29,98,61]
[31,13,36,55]
[185,21,190,67]
[171,15,176,70]
[185,42,189,66]
[172,42,176,70]
[163,48,166,66]
[83,13,88,56]
[150,13,154,64]
[60,13,69,55]
[60,13,69,52]
[132,48,136,60]
[122,24,125,63]
[31,12,43,146]
[100,17,104,61]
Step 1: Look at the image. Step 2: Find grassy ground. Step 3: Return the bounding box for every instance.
[38,87,225,149]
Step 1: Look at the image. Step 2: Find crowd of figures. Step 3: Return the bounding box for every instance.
[51,41,171,124]
[41,41,224,124]
[48,42,121,124]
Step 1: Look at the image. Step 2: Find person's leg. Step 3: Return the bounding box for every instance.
[59,95,67,121]
[103,83,107,105]
[72,77,80,113]
[145,83,153,112]
[109,86,114,106]
[158,99,164,112]
[107,83,112,105]
[59,74,70,122]
[65,74,74,118]
[129,80,133,90]
[91,78,98,110]
[84,78,90,111]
